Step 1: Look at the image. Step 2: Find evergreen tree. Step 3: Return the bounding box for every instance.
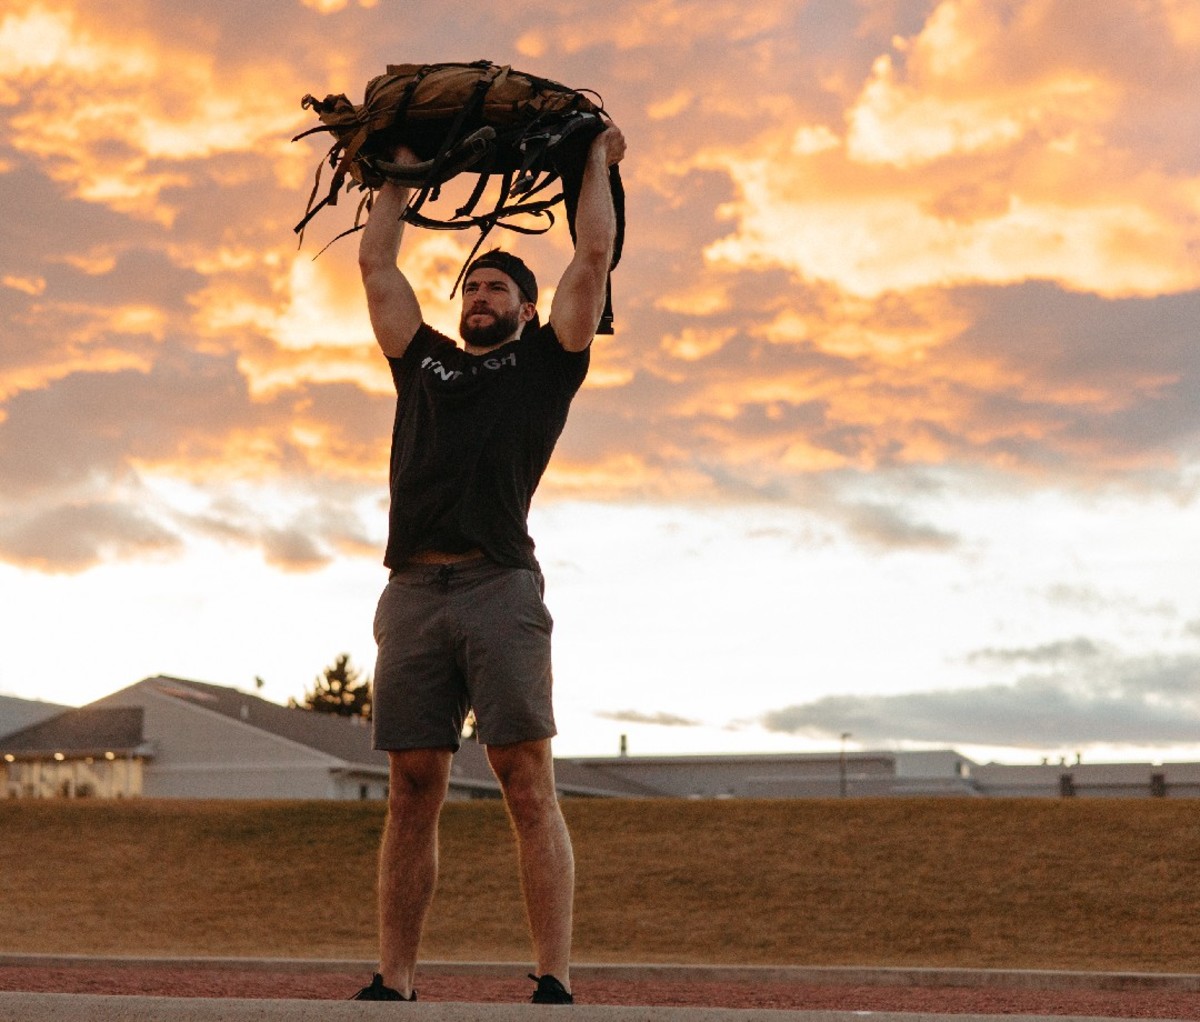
[290,653,372,719]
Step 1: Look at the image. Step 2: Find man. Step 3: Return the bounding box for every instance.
[351,121,626,1005]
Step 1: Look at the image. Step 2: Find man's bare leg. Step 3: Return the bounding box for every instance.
[378,747,453,997]
[487,738,575,991]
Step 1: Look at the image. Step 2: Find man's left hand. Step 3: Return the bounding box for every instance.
[592,123,626,167]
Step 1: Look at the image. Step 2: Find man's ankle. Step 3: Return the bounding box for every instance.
[530,972,574,1004]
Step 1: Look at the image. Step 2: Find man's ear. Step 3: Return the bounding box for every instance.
[518,301,537,324]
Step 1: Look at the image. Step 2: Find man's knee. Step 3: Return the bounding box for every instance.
[488,740,560,825]
[387,748,452,817]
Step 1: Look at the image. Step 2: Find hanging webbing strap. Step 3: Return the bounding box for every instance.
[292,61,625,332]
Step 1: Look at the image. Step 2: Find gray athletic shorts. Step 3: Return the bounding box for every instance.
[371,558,556,750]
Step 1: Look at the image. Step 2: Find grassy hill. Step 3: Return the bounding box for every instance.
[1,797,1196,971]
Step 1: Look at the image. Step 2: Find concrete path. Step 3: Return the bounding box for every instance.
[3,958,1197,1021]
[0,992,1183,1022]
[2,956,1198,991]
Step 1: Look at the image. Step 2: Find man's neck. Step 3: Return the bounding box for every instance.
[463,326,525,356]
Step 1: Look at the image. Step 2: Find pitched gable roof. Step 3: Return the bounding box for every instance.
[0,695,72,739]
[0,706,148,759]
[3,675,649,799]
[137,676,386,770]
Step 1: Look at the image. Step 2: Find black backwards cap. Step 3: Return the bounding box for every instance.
[465,249,538,305]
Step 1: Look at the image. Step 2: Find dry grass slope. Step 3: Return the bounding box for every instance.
[1,798,1197,971]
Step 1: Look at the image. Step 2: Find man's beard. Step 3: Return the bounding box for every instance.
[459,305,522,348]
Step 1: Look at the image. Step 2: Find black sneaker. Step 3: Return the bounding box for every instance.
[351,973,416,1001]
[529,972,574,1004]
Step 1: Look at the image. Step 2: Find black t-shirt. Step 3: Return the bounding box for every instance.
[383,321,590,571]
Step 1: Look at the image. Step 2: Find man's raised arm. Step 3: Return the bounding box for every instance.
[549,124,626,352]
[358,147,424,360]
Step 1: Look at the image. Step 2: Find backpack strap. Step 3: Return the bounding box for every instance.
[552,121,625,335]
[403,63,508,226]
[453,146,501,220]
[367,126,496,186]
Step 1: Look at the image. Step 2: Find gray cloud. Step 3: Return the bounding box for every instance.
[762,649,1200,749]
[596,709,703,728]
[262,526,329,572]
[0,501,182,573]
[839,501,959,550]
[0,345,254,497]
[179,487,380,572]
[0,335,391,571]
[967,637,1106,666]
[950,284,1200,470]
[1045,583,1177,620]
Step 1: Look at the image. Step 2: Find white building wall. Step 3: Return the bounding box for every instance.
[1160,763,1200,797]
[573,754,896,799]
[892,750,976,779]
[330,773,389,801]
[4,756,143,799]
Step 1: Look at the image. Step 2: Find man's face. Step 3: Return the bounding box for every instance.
[459,269,532,349]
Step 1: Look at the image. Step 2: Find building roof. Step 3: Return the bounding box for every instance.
[563,750,897,768]
[439,740,656,798]
[137,676,386,771]
[0,676,651,797]
[0,706,149,759]
[0,695,72,739]
[9,677,1200,800]
[551,757,669,797]
[138,679,654,797]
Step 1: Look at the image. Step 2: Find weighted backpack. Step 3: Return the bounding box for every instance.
[293,60,625,332]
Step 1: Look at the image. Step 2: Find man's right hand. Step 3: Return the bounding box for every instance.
[389,142,421,166]
[359,142,424,359]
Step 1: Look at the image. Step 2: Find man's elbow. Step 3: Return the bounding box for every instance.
[359,264,396,316]
[358,253,397,297]
[575,234,615,275]
[358,250,386,282]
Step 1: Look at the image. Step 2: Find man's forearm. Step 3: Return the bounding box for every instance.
[571,143,618,268]
[357,169,424,356]
[359,180,413,274]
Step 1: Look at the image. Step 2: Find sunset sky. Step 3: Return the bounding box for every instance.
[3,0,1200,764]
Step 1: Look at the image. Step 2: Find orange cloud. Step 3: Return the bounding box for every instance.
[298,0,379,12]
[517,1,787,57]
[3,274,45,295]
[1,5,307,222]
[757,289,970,362]
[2,0,1198,580]
[680,1,1200,299]
[726,180,1195,296]
[0,297,166,401]
[661,326,737,362]
[1161,0,1200,47]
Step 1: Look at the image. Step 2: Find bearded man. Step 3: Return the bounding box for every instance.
[351,121,626,1005]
